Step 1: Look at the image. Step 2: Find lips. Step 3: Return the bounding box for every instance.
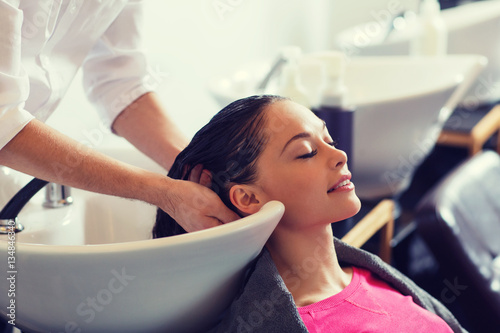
[327,174,352,193]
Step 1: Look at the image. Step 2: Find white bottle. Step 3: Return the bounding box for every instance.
[276,47,311,108]
[410,0,448,56]
[297,57,327,109]
[310,51,355,169]
[313,51,348,107]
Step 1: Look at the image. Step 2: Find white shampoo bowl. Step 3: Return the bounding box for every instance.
[335,0,500,104]
[208,54,486,199]
[0,147,284,332]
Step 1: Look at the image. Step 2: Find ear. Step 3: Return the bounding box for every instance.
[229,185,265,215]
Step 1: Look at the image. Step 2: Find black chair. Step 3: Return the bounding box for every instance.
[415,150,500,332]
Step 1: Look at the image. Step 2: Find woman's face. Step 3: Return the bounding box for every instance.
[252,100,361,230]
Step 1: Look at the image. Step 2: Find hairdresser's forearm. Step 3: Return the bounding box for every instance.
[112,92,188,171]
[0,119,170,207]
[0,119,239,230]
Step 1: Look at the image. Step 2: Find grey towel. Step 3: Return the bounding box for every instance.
[208,238,467,333]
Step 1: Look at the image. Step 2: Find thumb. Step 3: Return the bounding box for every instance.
[214,204,240,224]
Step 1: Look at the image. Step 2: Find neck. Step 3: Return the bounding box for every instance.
[265,224,352,307]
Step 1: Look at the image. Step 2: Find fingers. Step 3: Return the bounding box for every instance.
[189,216,223,232]
[188,164,212,188]
[212,203,240,224]
[188,164,203,183]
[189,207,239,232]
[163,179,240,233]
[194,188,239,225]
[199,169,212,187]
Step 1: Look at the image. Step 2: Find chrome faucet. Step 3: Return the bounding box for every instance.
[0,179,72,234]
[43,183,73,208]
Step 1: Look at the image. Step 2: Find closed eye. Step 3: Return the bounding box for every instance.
[328,141,338,147]
[297,149,318,159]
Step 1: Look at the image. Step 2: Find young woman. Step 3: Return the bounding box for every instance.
[153,95,465,332]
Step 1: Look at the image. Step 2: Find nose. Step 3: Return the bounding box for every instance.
[328,147,348,169]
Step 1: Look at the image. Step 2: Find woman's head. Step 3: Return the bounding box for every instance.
[229,99,361,231]
[153,95,285,237]
[153,95,361,238]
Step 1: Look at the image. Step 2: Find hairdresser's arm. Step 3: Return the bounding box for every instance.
[112,92,186,170]
[112,91,240,225]
[0,120,238,231]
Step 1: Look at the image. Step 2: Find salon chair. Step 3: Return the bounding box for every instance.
[415,150,500,332]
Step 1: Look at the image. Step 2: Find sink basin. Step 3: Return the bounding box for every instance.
[0,148,284,332]
[334,0,500,105]
[208,54,486,199]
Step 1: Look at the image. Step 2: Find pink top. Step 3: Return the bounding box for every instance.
[297,267,454,333]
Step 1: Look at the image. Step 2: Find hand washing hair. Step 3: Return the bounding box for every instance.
[152,95,286,238]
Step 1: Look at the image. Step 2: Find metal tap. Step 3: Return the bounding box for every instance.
[0,179,72,234]
[43,183,73,208]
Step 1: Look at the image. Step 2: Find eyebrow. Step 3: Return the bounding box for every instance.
[280,121,327,155]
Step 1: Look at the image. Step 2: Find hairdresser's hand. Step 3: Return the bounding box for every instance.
[160,174,240,233]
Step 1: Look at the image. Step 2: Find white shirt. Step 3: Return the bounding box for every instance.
[0,0,158,150]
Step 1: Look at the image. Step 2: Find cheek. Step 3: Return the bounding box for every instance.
[260,173,324,223]
[260,169,316,203]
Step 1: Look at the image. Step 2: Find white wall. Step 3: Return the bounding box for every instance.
[142,0,418,81]
[48,0,418,146]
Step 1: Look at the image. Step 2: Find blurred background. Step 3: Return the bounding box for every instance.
[48,0,426,141]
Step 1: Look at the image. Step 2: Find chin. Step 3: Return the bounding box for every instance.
[351,194,362,213]
[339,195,362,221]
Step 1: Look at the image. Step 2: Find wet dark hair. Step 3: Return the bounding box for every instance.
[152,95,287,238]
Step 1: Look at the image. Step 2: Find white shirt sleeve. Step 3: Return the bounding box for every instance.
[0,0,35,150]
[82,0,160,128]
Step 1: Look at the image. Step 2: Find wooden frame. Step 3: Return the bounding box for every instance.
[437,105,500,156]
[341,199,395,264]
